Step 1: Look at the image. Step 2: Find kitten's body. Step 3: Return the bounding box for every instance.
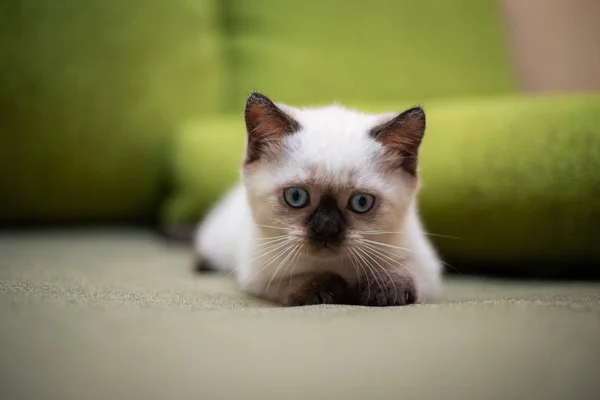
[196,94,443,306]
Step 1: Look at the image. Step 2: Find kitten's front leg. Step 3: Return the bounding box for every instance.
[357,271,417,307]
[263,271,354,306]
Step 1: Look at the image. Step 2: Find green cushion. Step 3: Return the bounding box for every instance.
[222,0,514,110]
[0,0,222,222]
[162,93,600,275]
[419,94,600,272]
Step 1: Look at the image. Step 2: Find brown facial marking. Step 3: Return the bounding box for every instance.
[357,272,417,306]
[285,271,354,306]
[264,182,391,257]
[306,194,347,247]
[244,92,301,164]
[369,107,426,175]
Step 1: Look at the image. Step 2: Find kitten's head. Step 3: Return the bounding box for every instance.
[241,92,426,258]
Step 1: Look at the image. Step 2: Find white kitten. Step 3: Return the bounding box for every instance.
[195,92,443,306]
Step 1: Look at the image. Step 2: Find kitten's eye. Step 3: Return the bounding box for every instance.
[348,193,375,213]
[283,187,310,208]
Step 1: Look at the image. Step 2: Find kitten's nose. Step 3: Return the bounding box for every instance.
[306,195,347,246]
[310,220,341,244]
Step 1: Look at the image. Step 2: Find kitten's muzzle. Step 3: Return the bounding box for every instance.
[306,195,347,247]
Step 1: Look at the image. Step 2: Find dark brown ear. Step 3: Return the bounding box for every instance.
[244,92,301,164]
[369,107,426,175]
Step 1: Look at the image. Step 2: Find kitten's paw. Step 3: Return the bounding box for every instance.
[286,272,351,306]
[194,257,217,273]
[357,273,417,307]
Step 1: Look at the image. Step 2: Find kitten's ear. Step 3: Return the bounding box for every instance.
[369,107,426,175]
[244,92,301,164]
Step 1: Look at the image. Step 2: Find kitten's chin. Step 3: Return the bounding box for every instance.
[307,244,344,260]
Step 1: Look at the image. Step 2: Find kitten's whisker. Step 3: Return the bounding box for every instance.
[343,249,361,293]
[288,244,307,288]
[359,240,405,265]
[249,238,294,263]
[440,260,461,274]
[248,239,297,281]
[255,234,290,241]
[356,246,382,288]
[422,231,461,240]
[358,230,461,240]
[358,245,399,304]
[251,238,293,255]
[349,247,370,301]
[359,240,419,280]
[254,235,292,248]
[359,231,403,236]
[353,246,385,297]
[362,245,418,300]
[267,242,300,293]
[255,224,294,232]
[278,242,304,293]
[360,239,460,274]
[254,236,293,248]
[341,249,355,293]
[360,244,417,296]
[359,238,413,253]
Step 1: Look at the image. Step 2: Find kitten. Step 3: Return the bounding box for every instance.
[195,92,443,306]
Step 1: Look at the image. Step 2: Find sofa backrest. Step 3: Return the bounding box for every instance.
[220,0,515,110]
[0,0,516,224]
[0,0,223,223]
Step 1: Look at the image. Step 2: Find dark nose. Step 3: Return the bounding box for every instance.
[310,216,342,244]
[307,195,346,246]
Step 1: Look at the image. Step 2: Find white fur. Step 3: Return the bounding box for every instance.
[196,104,443,304]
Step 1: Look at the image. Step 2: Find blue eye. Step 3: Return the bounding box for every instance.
[283,187,310,208]
[348,193,375,213]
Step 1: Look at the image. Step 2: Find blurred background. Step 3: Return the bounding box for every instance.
[2,2,600,399]
[1,0,599,278]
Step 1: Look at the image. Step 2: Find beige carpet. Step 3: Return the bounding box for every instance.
[1,229,599,400]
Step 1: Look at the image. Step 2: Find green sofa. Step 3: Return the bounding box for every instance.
[1,1,599,399]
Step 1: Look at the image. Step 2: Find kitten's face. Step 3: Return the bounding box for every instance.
[241,92,425,258]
